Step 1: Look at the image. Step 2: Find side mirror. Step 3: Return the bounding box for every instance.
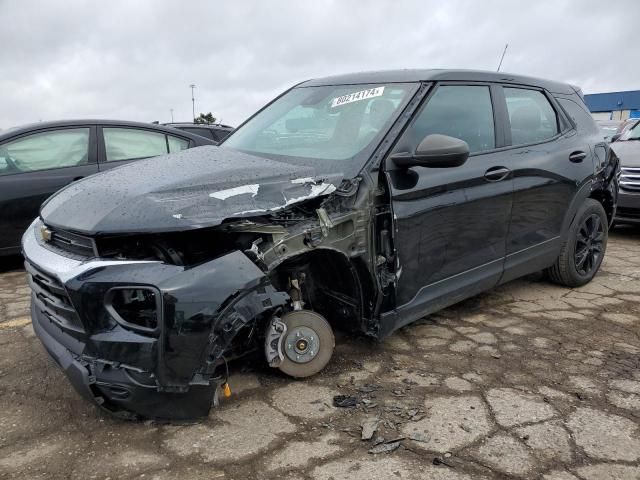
[610,133,621,143]
[392,134,470,169]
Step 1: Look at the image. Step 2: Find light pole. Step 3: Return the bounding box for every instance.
[189,84,196,122]
[170,108,174,122]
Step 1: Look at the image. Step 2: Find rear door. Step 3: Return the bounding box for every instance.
[384,83,513,326]
[496,86,594,282]
[0,126,98,253]
[97,126,191,171]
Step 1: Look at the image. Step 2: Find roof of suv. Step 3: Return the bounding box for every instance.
[300,69,576,95]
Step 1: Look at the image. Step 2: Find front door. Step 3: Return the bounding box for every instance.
[382,84,513,330]
[0,126,98,253]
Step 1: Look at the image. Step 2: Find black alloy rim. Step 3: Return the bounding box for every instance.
[574,213,604,276]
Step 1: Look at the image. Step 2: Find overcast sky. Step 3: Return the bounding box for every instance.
[1,0,638,129]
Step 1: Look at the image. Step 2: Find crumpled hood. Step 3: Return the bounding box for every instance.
[40,146,344,235]
[611,141,640,168]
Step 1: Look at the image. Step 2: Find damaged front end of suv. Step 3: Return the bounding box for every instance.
[23,148,386,420]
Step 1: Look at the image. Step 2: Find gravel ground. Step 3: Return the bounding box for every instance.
[0,228,639,480]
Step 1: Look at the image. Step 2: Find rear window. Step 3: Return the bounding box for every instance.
[104,128,167,161]
[556,98,599,135]
[504,88,558,145]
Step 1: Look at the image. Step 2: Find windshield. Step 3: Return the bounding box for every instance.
[618,121,640,141]
[222,83,418,176]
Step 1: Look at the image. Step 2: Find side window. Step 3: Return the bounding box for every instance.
[504,88,558,145]
[0,128,90,176]
[103,128,167,162]
[555,97,599,135]
[404,85,495,154]
[168,135,190,152]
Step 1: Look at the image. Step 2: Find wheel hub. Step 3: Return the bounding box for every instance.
[285,326,320,363]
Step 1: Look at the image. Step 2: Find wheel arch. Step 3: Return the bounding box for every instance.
[589,185,616,227]
[268,247,373,333]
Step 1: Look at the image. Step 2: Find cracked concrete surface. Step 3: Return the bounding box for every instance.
[0,228,639,479]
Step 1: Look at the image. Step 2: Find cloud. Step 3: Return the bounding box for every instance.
[1,0,638,129]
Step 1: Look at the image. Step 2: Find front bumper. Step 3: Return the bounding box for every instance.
[22,219,287,420]
[31,301,215,419]
[615,190,640,224]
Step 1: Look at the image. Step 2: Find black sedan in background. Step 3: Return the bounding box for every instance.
[0,120,215,256]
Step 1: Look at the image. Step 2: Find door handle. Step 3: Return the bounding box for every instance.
[484,166,511,182]
[569,151,587,163]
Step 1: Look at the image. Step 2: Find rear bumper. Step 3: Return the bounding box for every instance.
[615,190,640,224]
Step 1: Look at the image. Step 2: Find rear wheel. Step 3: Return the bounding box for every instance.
[277,310,335,378]
[546,199,607,287]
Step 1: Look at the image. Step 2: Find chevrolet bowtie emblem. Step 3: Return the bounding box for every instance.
[40,225,52,242]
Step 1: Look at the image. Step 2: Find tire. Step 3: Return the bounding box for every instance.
[277,310,335,378]
[546,198,608,288]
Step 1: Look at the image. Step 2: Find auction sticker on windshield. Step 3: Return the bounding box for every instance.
[331,87,385,108]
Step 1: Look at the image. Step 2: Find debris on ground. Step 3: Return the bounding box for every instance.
[333,394,358,408]
[355,383,382,393]
[360,417,379,440]
[368,441,401,454]
[433,456,454,467]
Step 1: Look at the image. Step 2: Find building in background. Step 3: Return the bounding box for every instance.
[584,90,640,121]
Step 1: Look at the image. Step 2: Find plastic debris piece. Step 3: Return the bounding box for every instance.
[369,441,400,454]
[333,395,358,408]
[222,383,232,398]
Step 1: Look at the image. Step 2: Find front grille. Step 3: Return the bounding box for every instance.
[620,167,640,192]
[616,207,640,220]
[46,227,97,258]
[25,261,85,334]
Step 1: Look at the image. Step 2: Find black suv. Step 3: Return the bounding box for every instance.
[162,122,234,142]
[22,70,618,420]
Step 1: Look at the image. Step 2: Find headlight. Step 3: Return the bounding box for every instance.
[105,287,161,333]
